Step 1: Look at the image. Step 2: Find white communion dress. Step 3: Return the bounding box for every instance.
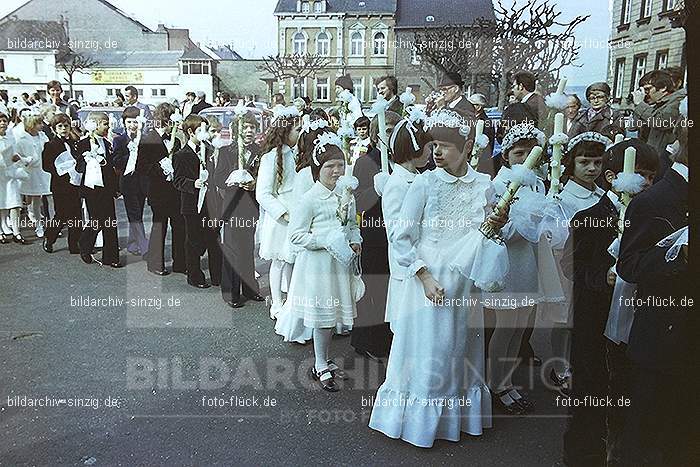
[380,163,417,327]
[17,131,51,196]
[368,166,509,448]
[0,133,23,209]
[255,144,297,263]
[278,181,363,332]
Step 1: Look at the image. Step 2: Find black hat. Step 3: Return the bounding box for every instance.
[438,71,464,88]
[335,75,353,92]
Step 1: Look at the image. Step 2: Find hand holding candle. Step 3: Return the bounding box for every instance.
[480,146,544,240]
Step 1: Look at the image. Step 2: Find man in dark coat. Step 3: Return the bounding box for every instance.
[376,75,403,115]
[42,113,81,254]
[191,91,213,115]
[427,71,476,121]
[74,112,121,267]
[511,70,547,130]
[135,102,185,275]
[568,82,624,138]
[616,126,694,466]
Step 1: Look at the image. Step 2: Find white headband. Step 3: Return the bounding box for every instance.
[312,132,343,166]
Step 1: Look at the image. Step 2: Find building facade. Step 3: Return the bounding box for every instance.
[608,0,686,108]
[274,0,396,107]
[393,0,495,104]
[0,0,217,105]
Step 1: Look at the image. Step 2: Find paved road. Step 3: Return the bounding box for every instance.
[1,199,566,466]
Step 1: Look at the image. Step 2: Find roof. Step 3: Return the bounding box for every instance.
[275,0,396,14]
[84,50,184,67]
[0,0,154,33]
[180,47,215,61]
[395,0,495,28]
[0,18,68,51]
[208,45,243,61]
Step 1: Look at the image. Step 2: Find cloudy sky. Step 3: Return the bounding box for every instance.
[0,0,611,85]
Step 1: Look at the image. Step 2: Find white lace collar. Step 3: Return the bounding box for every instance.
[564,179,605,199]
[435,166,476,184]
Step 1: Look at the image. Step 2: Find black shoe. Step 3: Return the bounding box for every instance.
[244,293,265,302]
[13,235,30,245]
[549,369,572,396]
[172,267,187,274]
[148,267,170,276]
[211,280,221,287]
[0,234,9,244]
[43,238,54,253]
[491,389,525,415]
[187,279,210,289]
[80,253,95,264]
[109,261,124,268]
[227,300,244,308]
[531,356,543,366]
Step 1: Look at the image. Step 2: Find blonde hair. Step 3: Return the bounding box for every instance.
[22,113,44,131]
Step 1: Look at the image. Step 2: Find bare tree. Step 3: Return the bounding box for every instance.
[414,0,589,110]
[257,53,331,98]
[55,45,99,99]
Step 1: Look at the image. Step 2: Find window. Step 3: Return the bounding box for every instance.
[316,77,329,101]
[664,0,675,11]
[655,50,669,69]
[151,89,158,97]
[160,89,166,96]
[291,77,307,99]
[641,0,653,18]
[313,1,323,12]
[34,58,45,75]
[74,90,83,101]
[350,31,364,56]
[138,89,144,96]
[411,45,421,65]
[631,55,647,89]
[621,0,632,24]
[316,31,330,56]
[182,62,210,74]
[293,32,306,55]
[301,1,310,13]
[370,81,378,101]
[373,32,386,56]
[107,88,114,96]
[0,58,4,72]
[613,58,626,99]
[352,78,364,102]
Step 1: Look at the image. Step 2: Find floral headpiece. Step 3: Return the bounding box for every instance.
[501,123,546,155]
[566,131,612,153]
[424,109,471,138]
[272,105,300,123]
[312,132,343,166]
[301,117,329,135]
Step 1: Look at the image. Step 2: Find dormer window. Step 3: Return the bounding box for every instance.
[426,15,435,22]
[313,1,323,13]
[301,1,310,13]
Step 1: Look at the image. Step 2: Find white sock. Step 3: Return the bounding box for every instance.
[313,328,332,372]
[9,208,21,236]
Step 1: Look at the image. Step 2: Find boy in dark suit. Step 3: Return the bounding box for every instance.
[42,113,81,254]
[172,114,219,288]
[616,126,694,466]
[560,139,658,467]
[112,106,149,256]
[135,103,185,276]
[214,112,264,307]
[75,112,121,267]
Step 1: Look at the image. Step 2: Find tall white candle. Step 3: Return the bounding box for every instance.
[548,112,565,197]
[556,77,568,94]
[614,134,625,145]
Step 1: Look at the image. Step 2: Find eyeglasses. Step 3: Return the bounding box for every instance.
[588,94,608,101]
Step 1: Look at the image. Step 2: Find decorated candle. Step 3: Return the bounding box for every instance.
[556,77,568,94]
[470,119,485,168]
[376,97,389,173]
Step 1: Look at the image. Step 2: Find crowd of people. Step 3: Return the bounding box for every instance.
[0,67,692,466]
